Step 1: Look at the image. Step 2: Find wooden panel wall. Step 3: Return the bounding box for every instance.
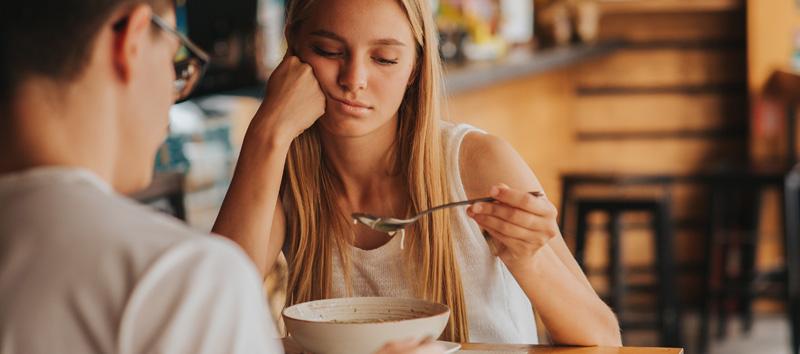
[446,69,576,204]
[445,3,747,253]
[444,1,749,338]
[569,0,749,323]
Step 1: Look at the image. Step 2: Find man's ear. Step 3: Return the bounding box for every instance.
[111,5,153,83]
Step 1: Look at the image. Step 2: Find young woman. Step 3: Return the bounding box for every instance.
[213,0,621,346]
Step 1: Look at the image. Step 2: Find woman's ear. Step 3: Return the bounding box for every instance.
[407,57,420,88]
[283,26,300,59]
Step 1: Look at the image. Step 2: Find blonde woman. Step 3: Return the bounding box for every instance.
[214,0,621,346]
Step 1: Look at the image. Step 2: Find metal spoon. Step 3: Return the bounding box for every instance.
[352,191,544,233]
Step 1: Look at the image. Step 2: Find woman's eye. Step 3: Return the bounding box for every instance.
[373,57,398,65]
[312,46,342,58]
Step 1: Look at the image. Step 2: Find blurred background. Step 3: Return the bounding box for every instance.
[135,1,800,353]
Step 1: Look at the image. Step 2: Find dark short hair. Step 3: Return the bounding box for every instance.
[0,0,173,109]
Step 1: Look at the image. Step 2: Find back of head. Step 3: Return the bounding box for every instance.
[0,0,178,194]
[0,0,172,114]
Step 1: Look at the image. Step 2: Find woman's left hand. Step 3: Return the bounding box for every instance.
[466,183,561,266]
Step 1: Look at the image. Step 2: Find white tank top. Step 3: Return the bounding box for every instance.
[330,123,539,344]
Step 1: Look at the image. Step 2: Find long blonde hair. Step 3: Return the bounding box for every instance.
[281,0,469,342]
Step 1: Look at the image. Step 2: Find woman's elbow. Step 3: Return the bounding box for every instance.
[596,330,623,347]
[596,308,622,347]
[575,313,622,347]
[594,315,622,347]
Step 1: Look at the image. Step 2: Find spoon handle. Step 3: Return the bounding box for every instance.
[417,197,495,218]
[416,191,544,219]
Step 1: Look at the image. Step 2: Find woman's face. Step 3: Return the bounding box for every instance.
[295,0,418,138]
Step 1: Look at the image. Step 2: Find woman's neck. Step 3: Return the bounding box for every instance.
[319,116,406,213]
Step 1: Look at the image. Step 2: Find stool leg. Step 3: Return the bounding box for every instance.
[608,210,624,317]
[168,191,187,222]
[699,186,722,354]
[715,189,732,341]
[740,187,762,334]
[716,229,730,340]
[559,180,572,230]
[575,204,590,271]
[792,299,800,354]
[656,201,682,347]
[783,177,800,354]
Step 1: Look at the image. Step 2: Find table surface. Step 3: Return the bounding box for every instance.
[282,338,684,354]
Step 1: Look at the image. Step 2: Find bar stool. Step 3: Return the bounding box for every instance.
[572,196,682,347]
[697,170,791,354]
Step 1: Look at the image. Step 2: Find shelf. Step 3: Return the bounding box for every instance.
[599,0,744,15]
[208,41,624,98]
[444,40,624,94]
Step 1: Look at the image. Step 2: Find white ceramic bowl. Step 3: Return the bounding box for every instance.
[283,297,450,354]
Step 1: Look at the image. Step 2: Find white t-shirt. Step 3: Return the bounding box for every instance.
[0,167,283,354]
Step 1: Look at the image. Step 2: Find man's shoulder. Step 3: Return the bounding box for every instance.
[0,169,215,276]
[117,235,276,354]
[41,172,203,243]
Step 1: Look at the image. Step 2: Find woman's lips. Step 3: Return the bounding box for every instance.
[331,96,373,116]
[336,97,371,108]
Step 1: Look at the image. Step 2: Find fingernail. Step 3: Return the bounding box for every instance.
[472,203,482,213]
[490,186,500,197]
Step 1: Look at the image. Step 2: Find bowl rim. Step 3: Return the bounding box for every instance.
[281,296,451,325]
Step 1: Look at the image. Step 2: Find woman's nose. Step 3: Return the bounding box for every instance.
[338,57,368,92]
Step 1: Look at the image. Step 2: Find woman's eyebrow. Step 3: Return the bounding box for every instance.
[370,38,405,46]
[310,29,406,47]
[310,30,346,42]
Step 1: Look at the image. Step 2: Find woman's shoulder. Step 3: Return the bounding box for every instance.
[458,129,543,199]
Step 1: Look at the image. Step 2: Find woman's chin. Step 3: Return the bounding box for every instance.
[318,113,385,138]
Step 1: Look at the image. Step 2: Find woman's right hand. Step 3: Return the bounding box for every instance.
[215,53,324,275]
[251,53,326,146]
